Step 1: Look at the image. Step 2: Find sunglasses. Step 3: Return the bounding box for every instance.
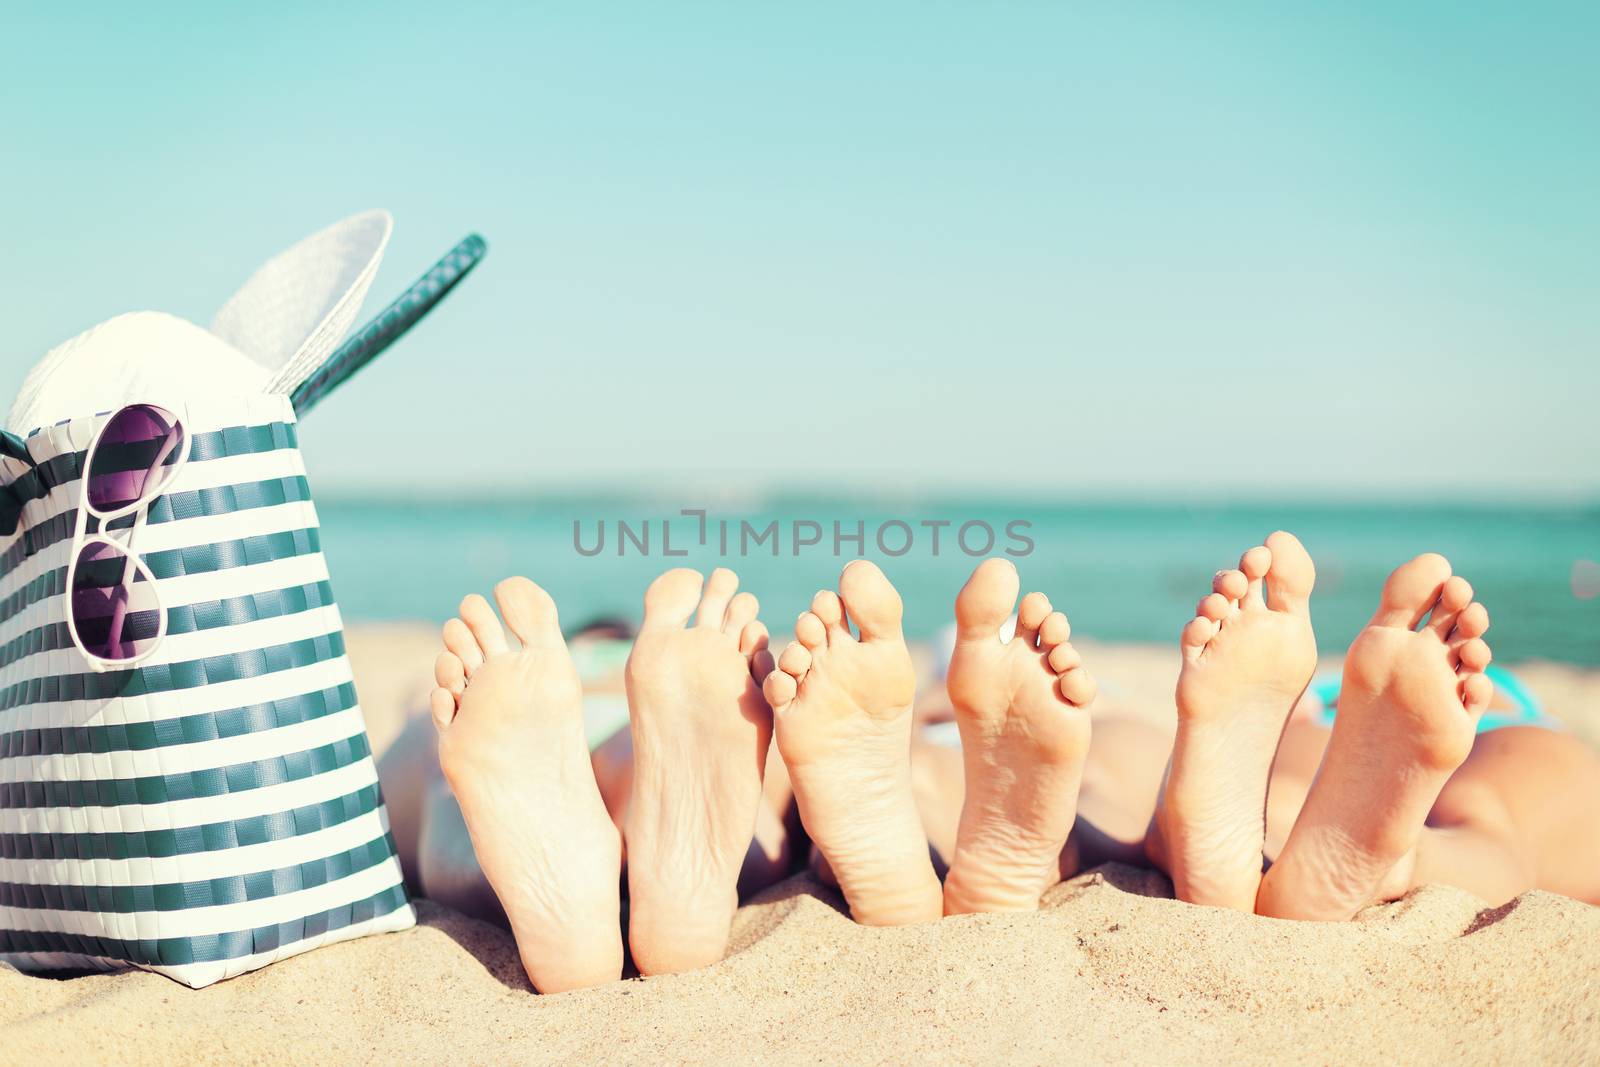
[64,403,191,671]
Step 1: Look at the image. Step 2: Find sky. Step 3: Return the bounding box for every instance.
[2,3,1597,500]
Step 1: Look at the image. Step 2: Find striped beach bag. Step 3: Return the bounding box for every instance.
[0,213,485,987]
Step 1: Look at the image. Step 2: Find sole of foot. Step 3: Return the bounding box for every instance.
[764,560,944,926]
[622,567,775,976]
[1257,553,1493,920]
[431,578,623,993]
[1146,531,1318,911]
[942,559,1095,914]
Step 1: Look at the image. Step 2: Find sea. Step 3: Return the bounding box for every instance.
[315,495,1600,667]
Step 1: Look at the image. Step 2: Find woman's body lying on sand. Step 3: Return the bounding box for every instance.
[384,533,1600,993]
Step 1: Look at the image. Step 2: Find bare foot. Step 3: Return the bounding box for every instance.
[430,579,623,993]
[1257,554,1493,920]
[623,568,775,975]
[1146,531,1317,910]
[941,559,1095,914]
[763,561,943,925]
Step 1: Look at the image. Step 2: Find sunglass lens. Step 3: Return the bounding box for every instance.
[86,404,186,514]
[70,540,164,662]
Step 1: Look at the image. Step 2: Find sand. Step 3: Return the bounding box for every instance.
[4,623,1598,1064]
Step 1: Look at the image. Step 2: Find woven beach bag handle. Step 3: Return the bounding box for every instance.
[289,233,488,417]
[0,430,33,534]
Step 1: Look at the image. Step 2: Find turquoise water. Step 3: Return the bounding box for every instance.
[315,497,1600,666]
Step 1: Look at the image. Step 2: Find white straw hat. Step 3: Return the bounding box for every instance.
[8,211,393,434]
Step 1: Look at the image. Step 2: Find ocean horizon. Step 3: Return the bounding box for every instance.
[314,495,1600,667]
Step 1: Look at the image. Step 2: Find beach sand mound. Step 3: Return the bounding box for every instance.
[4,864,1596,1064]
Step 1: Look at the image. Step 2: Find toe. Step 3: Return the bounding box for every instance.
[442,618,484,677]
[1047,640,1081,673]
[764,669,797,709]
[1197,592,1232,622]
[1371,553,1452,629]
[642,568,705,630]
[751,647,777,687]
[748,646,774,687]
[1263,531,1316,616]
[795,611,827,649]
[429,688,457,730]
[1181,615,1217,663]
[1451,602,1490,641]
[1427,577,1474,638]
[838,560,904,642]
[1239,546,1271,608]
[739,619,769,657]
[493,577,563,648]
[1058,667,1098,706]
[459,594,509,658]
[744,623,775,682]
[695,567,740,628]
[1212,570,1248,602]
[1457,637,1493,672]
[1461,671,1493,715]
[1037,611,1071,650]
[1014,592,1051,648]
[811,590,848,635]
[953,558,1019,644]
[778,642,812,679]
[723,590,759,636]
[434,650,466,697]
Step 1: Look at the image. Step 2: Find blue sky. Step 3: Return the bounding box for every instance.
[3,3,1596,499]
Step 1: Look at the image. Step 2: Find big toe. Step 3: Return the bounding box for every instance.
[1263,531,1316,615]
[1372,553,1452,629]
[955,559,1020,643]
[838,560,903,641]
[642,568,705,630]
[494,577,564,648]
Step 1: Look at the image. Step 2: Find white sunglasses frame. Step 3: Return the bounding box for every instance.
[62,404,192,673]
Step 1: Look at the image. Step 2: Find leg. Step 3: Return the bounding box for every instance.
[1257,554,1495,920]
[764,561,945,925]
[1106,663,1600,911]
[372,709,439,895]
[909,739,964,871]
[1409,725,1600,905]
[1071,715,1173,868]
[622,568,777,975]
[377,708,518,924]
[1146,531,1319,910]
[417,772,508,924]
